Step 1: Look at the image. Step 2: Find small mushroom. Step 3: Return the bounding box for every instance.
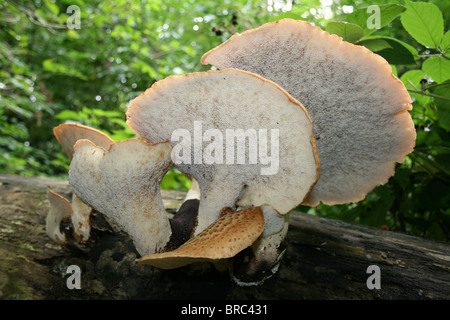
[137,206,265,269]
[68,138,173,256]
[201,19,416,206]
[52,123,115,243]
[53,123,113,159]
[46,186,73,244]
[126,68,319,236]
[70,193,93,243]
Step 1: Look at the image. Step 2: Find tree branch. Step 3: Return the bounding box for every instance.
[407,89,450,102]
[6,0,69,31]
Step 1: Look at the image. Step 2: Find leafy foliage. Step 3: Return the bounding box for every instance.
[1,0,449,240]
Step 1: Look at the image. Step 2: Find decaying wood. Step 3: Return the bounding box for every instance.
[0,174,449,300]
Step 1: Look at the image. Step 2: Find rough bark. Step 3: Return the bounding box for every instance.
[0,174,449,300]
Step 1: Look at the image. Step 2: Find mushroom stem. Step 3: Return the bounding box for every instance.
[69,139,173,256]
[46,186,73,244]
[70,193,92,243]
[230,206,289,286]
[194,179,246,235]
[52,122,115,245]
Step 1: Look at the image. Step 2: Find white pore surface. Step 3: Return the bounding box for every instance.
[69,139,173,255]
[202,19,416,206]
[127,69,319,234]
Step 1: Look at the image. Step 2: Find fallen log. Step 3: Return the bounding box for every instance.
[0,174,449,300]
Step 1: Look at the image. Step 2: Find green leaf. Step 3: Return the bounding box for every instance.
[2,97,33,118]
[434,82,450,131]
[415,178,450,213]
[67,29,80,39]
[108,128,135,141]
[55,110,81,121]
[440,30,450,51]
[360,186,392,227]
[435,154,450,176]
[346,4,406,36]
[400,69,430,105]
[400,1,444,48]
[362,36,418,65]
[269,13,303,22]
[160,168,190,190]
[393,167,412,190]
[422,56,450,83]
[91,109,123,118]
[357,38,392,52]
[42,59,88,80]
[415,128,445,149]
[326,21,364,43]
[390,64,398,77]
[44,1,60,15]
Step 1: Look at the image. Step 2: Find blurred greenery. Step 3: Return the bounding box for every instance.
[1,0,449,240]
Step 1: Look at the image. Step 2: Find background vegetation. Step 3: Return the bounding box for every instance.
[1,0,449,240]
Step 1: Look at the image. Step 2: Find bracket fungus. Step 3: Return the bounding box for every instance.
[46,18,418,287]
[69,138,174,256]
[46,186,73,245]
[202,19,416,206]
[46,123,115,245]
[53,123,114,159]
[66,136,271,282]
[138,206,265,269]
[126,68,319,235]
[126,68,319,285]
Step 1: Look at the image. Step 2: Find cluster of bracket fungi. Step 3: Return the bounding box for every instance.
[46,19,416,286]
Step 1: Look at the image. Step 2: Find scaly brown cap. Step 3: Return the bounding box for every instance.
[137,206,265,269]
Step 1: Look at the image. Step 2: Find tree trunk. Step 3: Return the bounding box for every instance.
[0,174,449,300]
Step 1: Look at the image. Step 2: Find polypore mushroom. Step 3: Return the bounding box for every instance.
[46,188,94,245]
[201,19,416,206]
[46,186,73,244]
[53,123,113,159]
[68,138,173,256]
[70,194,93,243]
[126,68,320,236]
[52,123,114,243]
[126,68,319,285]
[138,206,265,269]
